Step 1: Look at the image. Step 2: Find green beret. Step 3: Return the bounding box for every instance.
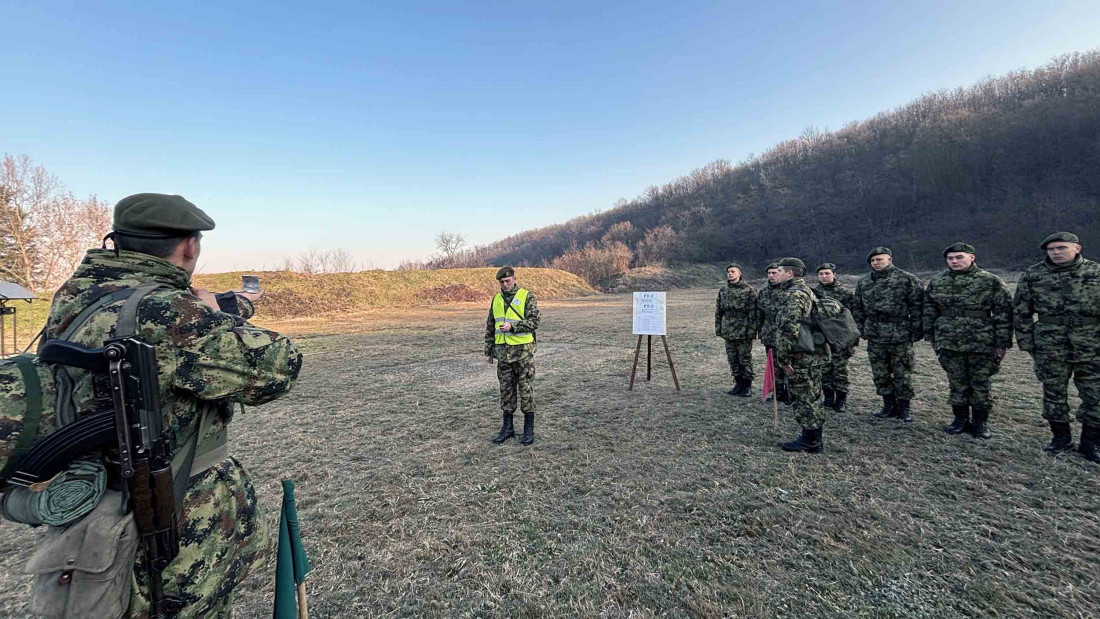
[867,246,892,263]
[942,242,976,257]
[816,262,837,272]
[1040,232,1080,249]
[113,193,214,239]
[726,263,742,271]
[777,257,805,270]
[765,262,779,270]
[495,266,515,280]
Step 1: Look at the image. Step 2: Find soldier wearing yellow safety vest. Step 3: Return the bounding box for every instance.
[484,266,541,445]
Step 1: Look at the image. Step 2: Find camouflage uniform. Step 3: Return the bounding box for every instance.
[851,265,923,403]
[484,286,540,415]
[923,264,1012,410]
[715,280,758,381]
[773,277,831,431]
[813,282,856,393]
[1013,255,1100,429]
[756,281,791,402]
[43,249,303,618]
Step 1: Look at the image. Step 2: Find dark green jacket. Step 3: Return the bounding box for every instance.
[715,280,758,341]
[755,283,784,348]
[1013,255,1100,361]
[923,264,1012,353]
[813,282,854,309]
[851,265,924,344]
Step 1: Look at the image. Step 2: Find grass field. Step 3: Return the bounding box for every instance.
[1,288,1097,618]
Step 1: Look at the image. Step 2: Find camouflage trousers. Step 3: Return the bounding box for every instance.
[723,338,754,380]
[1031,356,1100,427]
[822,346,854,392]
[787,365,826,430]
[936,350,1001,408]
[866,341,915,400]
[497,358,535,414]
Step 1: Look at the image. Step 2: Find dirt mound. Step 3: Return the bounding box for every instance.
[423,284,489,302]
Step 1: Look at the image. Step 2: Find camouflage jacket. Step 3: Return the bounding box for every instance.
[813,282,854,309]
[484,286,540,363]
[773,278,830,368]
[715,281,758,341]
[923,264,1012,353]
[1013,255,1100,361]
[43,249,303,617]
[851,265,924,344]
[755,283,785,348]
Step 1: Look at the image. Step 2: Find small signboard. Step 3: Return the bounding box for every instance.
[632,291,667,336]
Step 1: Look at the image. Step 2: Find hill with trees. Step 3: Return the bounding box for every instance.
[482,51,1100,279]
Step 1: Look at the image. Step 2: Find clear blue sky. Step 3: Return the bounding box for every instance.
[2,1,1097,272]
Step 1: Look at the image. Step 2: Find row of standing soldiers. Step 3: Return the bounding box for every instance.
[714,232,1100,465]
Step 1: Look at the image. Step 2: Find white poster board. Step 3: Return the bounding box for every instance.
[632,291,667,335]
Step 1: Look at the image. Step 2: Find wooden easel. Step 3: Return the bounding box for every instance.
[629,334,681,390]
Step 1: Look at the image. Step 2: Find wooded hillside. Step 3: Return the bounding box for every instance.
[485,51,1100,272]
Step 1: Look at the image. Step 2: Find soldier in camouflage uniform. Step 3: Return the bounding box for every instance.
[43,193,303,617]
[850,247,924,422]
[485,267,540,445]
[1014,232,1100,463]
[923,243,1012,439]
[715,263,758,397]
[770,258,831,452]
[756,263,790,404]
[813,263,856,412]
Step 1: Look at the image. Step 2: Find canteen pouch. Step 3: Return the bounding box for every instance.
[24,490,138,619]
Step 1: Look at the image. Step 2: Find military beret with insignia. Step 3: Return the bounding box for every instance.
[113,193,215,239]
[777,257,805,270]
[765,262,779,270]
[1040,232,1080,249]
[495,266,515,280]
[942,242,976,257]
[816,262,837,272]
[866,246,892,262]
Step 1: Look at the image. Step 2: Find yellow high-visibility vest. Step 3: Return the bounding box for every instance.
[492,288,534,345]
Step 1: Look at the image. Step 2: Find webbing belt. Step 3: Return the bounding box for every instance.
[1038,314,1100,327]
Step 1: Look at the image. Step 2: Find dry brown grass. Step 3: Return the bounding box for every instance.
[1,288,1098,618]
[193,267,597,319]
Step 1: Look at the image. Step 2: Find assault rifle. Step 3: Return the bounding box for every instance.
[18,337,180,618]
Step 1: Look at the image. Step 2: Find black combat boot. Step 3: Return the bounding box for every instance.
[823,387,836,409]
[520,412,535,445]
[739,378,753,397]
[873,394,897,418]
[728,377,744,396]
[492,413,515,444]
[970,407,991,439]
[895,399,913,423]
[1045,420,1074,453]
[833,391,848,413]
[781,428,823,453]
[945,405,970,434]
[1079,425,1100,464]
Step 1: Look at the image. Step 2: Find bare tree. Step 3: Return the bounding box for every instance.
[434,231,466,267]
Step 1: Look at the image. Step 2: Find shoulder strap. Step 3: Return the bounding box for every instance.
[0,356,46,481]
[53,287,139,343]
[114,284,164,339]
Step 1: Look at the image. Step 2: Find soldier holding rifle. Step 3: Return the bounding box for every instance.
[41,193,303,617]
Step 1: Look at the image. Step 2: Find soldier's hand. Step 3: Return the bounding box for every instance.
[236,290,264,303]
[500,322,513,332]
[783,364,794,376]
[190,287,220,311]
[995,348,1007,362]
[485,355,495,365]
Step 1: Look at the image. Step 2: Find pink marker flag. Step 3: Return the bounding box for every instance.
[762,348,775,403]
